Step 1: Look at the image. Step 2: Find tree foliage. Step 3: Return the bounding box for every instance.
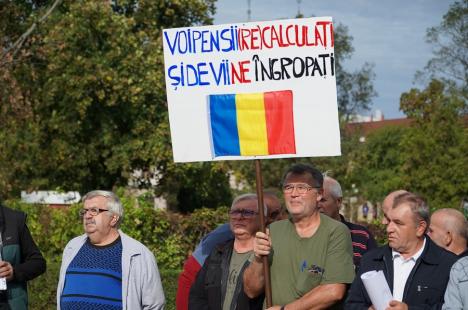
[399,80,468,209]
[333,24,377,120]
[349,126,407,202]
[346,2,468,210]
[416,0,468,99]
[0,0,233,212]
[350,79,467,210]
[2,1,167,192]
[0,2,378,211]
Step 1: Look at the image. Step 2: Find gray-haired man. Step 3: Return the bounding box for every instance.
[57,190,165,309]
[318,176,377,270]
[346,193,457,309]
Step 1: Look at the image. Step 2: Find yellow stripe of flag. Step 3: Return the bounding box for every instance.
[235,93,268,156]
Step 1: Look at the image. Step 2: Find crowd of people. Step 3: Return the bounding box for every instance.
[0,163,466,309]
[178,163,468,310]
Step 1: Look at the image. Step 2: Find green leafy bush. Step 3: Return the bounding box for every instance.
[6,196,229,308]
[8,197,229,268]
[365,220,387,246]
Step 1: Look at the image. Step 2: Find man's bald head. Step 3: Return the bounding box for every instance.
[381,190,408,225]
[428,208,467,255]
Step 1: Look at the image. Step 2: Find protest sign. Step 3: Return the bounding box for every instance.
[163,17,340,163]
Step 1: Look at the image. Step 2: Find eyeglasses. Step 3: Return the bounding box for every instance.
[79,207,109,217]
[229,209,258,218]
[282,183,319,195]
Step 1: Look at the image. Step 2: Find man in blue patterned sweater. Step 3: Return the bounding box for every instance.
[56,190,165,309]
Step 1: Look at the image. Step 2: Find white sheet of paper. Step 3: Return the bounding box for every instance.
[0,277,6,290]
[361,270,393,310]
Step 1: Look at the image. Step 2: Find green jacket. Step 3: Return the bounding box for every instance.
[0,205,46,309]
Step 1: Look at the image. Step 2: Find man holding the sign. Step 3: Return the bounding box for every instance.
[163,16,349,308]
[244,164,355,309]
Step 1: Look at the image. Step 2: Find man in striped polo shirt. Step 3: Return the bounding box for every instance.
[318,176,377,270]
[57,190,165,309]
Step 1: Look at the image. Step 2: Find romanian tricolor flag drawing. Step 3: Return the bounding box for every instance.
[208,90,296,157]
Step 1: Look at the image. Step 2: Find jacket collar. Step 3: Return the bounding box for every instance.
[374,236,440,265]
[419,237,445,265]
[215,239,235,252]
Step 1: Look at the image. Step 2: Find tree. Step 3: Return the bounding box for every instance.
[333,24,377,120]
[416,0,468,99]
[158,162,233,213]
[399,79,468,210]
[0,0,233,212]
[348,126,407,203]
[0,2,375,211]
[1,1,168,193]
[349,80,467,210]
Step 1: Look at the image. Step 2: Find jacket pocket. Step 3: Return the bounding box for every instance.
[412,284,444,304]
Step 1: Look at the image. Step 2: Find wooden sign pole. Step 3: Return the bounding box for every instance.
[254,159,273,307]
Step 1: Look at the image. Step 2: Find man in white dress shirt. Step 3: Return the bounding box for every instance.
[346,192,458,309]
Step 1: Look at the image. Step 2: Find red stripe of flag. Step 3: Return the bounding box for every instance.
[263,90,296,155]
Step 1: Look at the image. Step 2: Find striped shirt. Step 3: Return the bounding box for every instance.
[340,215,377,270]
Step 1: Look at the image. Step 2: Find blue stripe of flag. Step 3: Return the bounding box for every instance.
[209,94,240,156]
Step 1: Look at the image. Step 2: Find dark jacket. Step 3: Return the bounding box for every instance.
[188,240,264,310]
[345,237,458,310]
[0,204,46,310]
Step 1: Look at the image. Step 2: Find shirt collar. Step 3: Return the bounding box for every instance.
[392,237,426,262]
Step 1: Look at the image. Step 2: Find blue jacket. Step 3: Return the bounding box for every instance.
[346,237,457,310]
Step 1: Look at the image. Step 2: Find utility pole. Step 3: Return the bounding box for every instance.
[247,0,251,21]
[296,0,303,18]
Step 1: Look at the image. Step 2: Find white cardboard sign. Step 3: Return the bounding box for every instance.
[163,17,341,163]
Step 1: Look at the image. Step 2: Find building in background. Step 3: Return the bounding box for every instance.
[21,191,81,208]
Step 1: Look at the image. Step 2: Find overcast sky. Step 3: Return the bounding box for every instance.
[214,0,455,119]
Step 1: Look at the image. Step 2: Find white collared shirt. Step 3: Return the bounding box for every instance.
[392,237,426,301]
